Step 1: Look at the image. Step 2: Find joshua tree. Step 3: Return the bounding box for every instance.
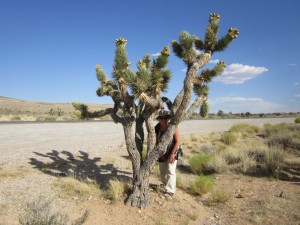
[73,13,238,207]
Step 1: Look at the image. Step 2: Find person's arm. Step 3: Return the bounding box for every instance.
[168,127,180,163]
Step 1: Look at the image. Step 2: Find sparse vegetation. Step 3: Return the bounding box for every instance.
[0,169,28,180]
[189,153,212,174]
[204,190,231,206]
[53,177,100,199]
[106,179,132,203]
[19,198,89,225]
[189,175,214,195]
[264,147,284,178]
[221,131,238,145]
[229,122,260,137]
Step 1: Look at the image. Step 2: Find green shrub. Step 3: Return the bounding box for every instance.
[189,153,212,174]
[221,131,238,145]
[189,175,213,195]
[295,117,300,123]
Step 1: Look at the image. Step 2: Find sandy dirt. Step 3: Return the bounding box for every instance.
[0,117,298,225]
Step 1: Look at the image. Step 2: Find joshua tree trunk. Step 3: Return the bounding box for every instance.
[125,125,176,207]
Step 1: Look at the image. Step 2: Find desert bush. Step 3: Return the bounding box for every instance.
[207,155,227,173]
[268,134,294,149]
[221,131,238,145]
[44,116,57,121]
[189,153,212,174]
[10,115,21,121]
[295,117,300,123]
[204,190,231,206]
[238,153,257,173]
[106,179,132,203]
[49,108,65,117]
[19,198,89,225]
[189,175,213,195]
[214,142,227,152]
[264,147,284,178]
[262,123,289,137]
[229,123,260,137]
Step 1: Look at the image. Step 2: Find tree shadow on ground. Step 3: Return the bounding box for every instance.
[29,150,132,189]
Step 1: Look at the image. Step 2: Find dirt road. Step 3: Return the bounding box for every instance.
[0,117,295,163]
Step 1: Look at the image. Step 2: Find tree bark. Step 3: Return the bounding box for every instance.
[125,125,176,207]
[123,122,140,180]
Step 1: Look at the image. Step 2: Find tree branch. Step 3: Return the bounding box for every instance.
[185,96,207,119]
[161,96,173,110]
[172,89,184,112]
[172,53,211,125]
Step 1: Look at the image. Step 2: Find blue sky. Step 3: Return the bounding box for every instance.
[1,0,299,113]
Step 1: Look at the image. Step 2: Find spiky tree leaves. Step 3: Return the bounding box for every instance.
[194,13,238,53]
[200,100,209,118]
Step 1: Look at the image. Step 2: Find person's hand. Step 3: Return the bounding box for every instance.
[159,155,167,162]
[169,154,175,164]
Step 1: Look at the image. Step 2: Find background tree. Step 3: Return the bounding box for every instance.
[217,109,225,118]
[200,100,209,118]
[73,13,238,207]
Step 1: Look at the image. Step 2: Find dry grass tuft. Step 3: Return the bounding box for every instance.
[0,168,28,180]
[220,131,238,145]
[53,177,100,199]
[106,179,132,203]
[19,198,89,225]
[204,190,232,206]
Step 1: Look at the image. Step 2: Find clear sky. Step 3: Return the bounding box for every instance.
[1,0,299,113]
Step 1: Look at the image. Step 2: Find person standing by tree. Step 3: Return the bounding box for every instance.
[155,110,180,199]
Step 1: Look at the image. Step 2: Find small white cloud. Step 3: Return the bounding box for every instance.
[215,97,263,103]
[181,68,187,73]
[213,63,268,84]
[151,53,160,57]
[294,82,299,85]
[289,63,298,66]
[209,59,220,64]
[295,94,300,97]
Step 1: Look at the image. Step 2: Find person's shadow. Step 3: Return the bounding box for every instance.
[29,150,132,189]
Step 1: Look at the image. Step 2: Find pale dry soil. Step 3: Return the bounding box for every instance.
[0,118,299,225]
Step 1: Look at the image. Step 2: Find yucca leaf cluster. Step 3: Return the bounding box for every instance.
[172,13,239,99]
[95,38,171,110]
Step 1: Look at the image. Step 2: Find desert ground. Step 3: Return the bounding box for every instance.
[0,117,299,225]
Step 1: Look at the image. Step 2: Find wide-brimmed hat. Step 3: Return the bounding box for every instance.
[156,110,171,120]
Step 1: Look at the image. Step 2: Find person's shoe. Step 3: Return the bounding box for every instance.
[163,192,173,200]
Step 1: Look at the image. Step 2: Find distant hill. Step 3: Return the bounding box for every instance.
[0,96,113,121]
